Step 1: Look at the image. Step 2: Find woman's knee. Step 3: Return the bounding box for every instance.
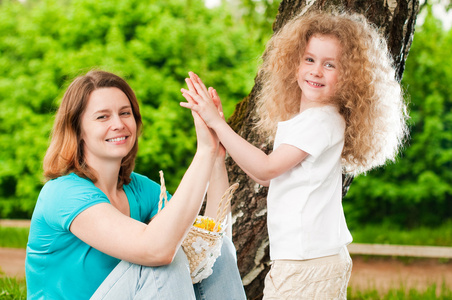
[136,248,195,299]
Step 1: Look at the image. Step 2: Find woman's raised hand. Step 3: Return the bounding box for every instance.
[180,72,225,129]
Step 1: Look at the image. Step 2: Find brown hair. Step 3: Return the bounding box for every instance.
[43,70,142,188]
[256,10,408,174]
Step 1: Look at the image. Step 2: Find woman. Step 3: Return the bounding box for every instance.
[25,70,246,299]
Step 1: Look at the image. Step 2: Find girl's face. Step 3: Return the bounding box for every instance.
[80,87,137,167]
[297,34,341,104]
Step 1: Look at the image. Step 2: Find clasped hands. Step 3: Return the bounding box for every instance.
[180,72,225,130]
[181,72,226,159]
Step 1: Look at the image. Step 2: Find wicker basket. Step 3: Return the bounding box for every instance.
[158,171,239,283]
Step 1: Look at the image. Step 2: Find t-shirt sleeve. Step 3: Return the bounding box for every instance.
[280,112,332,158]
[42,176,110,232]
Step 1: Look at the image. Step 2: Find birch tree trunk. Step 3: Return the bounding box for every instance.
[227,1,419,299]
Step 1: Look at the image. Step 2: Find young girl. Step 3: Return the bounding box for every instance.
[180,10,408,299]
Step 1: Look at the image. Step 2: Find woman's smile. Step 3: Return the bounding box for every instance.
[106,136,128,143]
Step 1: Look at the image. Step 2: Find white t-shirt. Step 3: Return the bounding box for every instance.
[267,105,352,260]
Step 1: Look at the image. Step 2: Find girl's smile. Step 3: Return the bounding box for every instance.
[306,80,325,87]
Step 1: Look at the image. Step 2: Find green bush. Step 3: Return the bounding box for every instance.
[0,0,263,218]
[344,7,452,228]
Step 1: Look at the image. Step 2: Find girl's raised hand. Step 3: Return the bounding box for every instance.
[180,73,219,154]
[209,85,224,120]
[180,72,225,129]
[208,86,226,159]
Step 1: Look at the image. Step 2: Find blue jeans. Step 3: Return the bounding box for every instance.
[90,236,246,299]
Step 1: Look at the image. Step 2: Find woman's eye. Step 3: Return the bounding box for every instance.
[121,111,132,116]
[96,115,107,120]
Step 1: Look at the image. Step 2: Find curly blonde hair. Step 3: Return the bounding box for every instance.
[255,10,408,174]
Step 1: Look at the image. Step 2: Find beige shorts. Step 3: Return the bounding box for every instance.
[263,247,352,300]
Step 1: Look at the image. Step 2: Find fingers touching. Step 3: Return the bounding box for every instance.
[209,87,224,119]
[180,72,224,119]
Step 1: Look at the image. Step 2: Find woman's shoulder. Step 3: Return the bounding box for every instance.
[41,173,101,198]
[44,173,91,187]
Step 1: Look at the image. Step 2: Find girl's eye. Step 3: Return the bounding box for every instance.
[305,57,314,63]
[325,63,335,68]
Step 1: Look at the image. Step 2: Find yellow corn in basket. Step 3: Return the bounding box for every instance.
[158,171,239,283]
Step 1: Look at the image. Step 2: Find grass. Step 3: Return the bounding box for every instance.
[350,220,452,247]
[0,227,29,249]
[0,277,26,300]
[0,277,451,300]
[347,282,452,299]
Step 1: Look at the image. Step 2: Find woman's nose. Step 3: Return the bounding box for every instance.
[111,115,125,130]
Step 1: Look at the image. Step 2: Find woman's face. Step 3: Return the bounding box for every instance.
[80,87,137,167]
[297,34,341,104]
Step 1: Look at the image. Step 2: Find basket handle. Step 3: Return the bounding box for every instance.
[158,170,168,212]
[158,170,239,230]
[213,183,239,232]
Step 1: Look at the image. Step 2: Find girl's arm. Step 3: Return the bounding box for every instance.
[180,72,308,184]
[70,111,218,267]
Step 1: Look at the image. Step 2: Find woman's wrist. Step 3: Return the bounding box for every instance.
[194,147,217,161]
[213,154,226,167]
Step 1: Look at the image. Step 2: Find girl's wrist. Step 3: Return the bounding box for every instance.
[209,116,227,132]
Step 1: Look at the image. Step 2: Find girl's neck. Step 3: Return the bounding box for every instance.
[299,99,328,113]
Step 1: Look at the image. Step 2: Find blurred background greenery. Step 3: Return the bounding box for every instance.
[0,0,450,234]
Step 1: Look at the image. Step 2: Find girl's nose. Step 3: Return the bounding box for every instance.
[310,64,322,77]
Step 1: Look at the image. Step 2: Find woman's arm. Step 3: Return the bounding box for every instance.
[203,87,232,236]
[70,111,219,267]
[204,143,233,236]
[180,72,308,184]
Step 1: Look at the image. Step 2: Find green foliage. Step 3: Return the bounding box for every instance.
[237,0,281,43]
[0,0,263,217]
[344,6,452,228]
